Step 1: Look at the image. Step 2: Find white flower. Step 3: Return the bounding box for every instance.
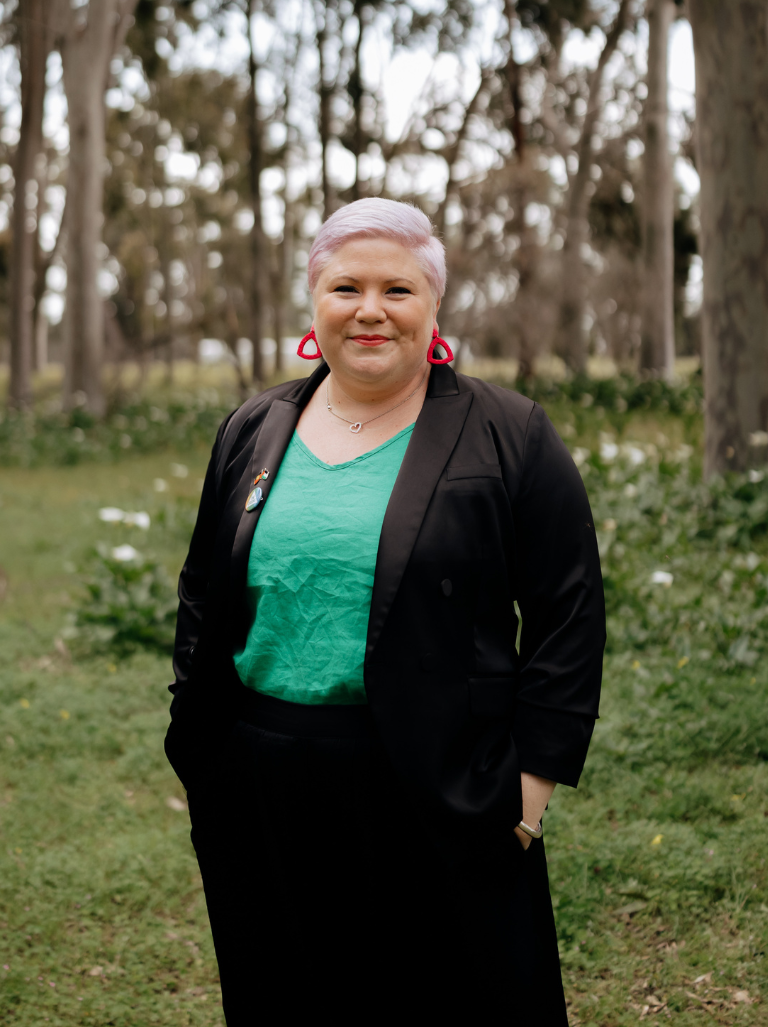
[111,545,141,563]
[734,552,761,572]
[624,483,638,498]
[171,463,188,478]
[600,441,619,462]
[153,478,168,492]
[651,570,674,587]
[99,507,125,523]
[124,511,150,530]
[749,431,768,447]
[602,519,617,531]
[748,469,764,483]
[572,447,590,467]
[624,445,646,466]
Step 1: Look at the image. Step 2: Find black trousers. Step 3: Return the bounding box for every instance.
[187,692,567,1025]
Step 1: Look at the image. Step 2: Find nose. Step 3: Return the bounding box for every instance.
[355,288,386,324]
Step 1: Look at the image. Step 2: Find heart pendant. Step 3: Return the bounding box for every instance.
[349,422,362,434]
[245,486,263,512]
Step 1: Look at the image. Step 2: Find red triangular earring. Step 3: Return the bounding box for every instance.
[427,328,454,365]
[297,326,322,359]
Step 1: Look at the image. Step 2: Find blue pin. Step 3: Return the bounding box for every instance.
[245,486,263,512]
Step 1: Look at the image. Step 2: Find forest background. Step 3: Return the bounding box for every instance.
[1,1,768,1025]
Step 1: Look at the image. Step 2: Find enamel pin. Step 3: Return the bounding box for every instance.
[245,468,269,512]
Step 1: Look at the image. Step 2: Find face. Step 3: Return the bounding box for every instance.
[312,237,440,389]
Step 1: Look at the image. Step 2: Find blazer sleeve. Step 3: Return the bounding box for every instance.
[510,403,605,787]
[169,412,234,701]
[165,413,237,790]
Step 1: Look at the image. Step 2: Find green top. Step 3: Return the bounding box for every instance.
[233,424,414,704]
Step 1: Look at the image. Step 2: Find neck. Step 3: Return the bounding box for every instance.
[327,363,430,411]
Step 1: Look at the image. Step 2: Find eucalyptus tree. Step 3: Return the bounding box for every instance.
[688,0,768,477]
[548,0,634,374]
[7,0,55,411]
[639,0,683,379]
[54,0,139,416]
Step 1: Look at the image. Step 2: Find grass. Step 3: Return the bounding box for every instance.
[0,380,766,1025]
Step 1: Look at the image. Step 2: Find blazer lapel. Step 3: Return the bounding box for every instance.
[228,364,330,615]
[366,365,473,659]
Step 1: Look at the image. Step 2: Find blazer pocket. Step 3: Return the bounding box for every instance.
[445,463,503,481]
[469,676,515,717]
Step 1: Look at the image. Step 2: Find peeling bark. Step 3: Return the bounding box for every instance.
[689,0,768,476]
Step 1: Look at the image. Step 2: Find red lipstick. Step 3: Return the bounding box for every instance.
[352,334,390,345]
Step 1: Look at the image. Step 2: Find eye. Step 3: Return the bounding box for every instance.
[387,286,412,294]
[333,284,358,293]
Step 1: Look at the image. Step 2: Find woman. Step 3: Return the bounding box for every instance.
[165,198,605,1025]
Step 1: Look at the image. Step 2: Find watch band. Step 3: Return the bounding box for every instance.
[517,819,543,839]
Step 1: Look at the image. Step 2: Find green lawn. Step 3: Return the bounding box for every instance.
[1,399,766,1025]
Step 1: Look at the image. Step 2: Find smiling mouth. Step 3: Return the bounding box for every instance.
[352,335,390,344]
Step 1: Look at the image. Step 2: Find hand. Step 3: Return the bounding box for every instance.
[514,825,532,850]
[518,772,556,851]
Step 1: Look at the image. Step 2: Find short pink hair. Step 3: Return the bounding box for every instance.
[308,198,447,298]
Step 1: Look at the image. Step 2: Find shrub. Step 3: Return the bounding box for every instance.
[0,389,234,467]
[65,549,177,656]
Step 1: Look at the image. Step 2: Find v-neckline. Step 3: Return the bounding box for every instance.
[293,423,415,470]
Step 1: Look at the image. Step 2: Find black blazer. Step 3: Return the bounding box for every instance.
[165,362,605,851]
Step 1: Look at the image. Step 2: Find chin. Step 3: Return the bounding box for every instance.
[344,351,398,379]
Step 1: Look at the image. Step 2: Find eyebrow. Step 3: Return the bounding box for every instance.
[331,275,418,286]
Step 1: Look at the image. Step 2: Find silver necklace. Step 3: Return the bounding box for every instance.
[326,367,428,433]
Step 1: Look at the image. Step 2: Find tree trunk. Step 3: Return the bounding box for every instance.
[273,191,292,374]
[315,2,332,218]
[553,0,631,374]
[689,1,768,477]
[503,5,537,380]
[349,2,366,201]
[247,0,267,386]
[639,0,675,378]
[59,0,138,416]
[9,0,51,411]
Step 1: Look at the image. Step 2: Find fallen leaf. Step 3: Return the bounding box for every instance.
[166,796,187,812]
[733,990,753,1004]
[686,991,716,1015]
[88,966,103,977]
[613,900,647,916]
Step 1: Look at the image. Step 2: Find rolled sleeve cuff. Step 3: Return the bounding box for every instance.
[512,702,596,788]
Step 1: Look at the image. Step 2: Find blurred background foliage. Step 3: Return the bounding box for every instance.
[0,0,703,408]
